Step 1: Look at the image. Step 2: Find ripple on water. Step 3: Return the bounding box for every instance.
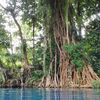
[0,88,100,100]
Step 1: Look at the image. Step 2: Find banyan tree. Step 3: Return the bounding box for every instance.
[39,0,100,87]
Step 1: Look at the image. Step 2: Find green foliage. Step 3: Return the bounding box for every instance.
[0,72,5,85]
[32,41,44,68]
[0,10,11,68]
[85,19,100,75]
[92,81,100,88]
[64,43,84,71]
[32,70,44,81]
[26,70,44,85]
[45,46,51,71]
[0,24,9,48]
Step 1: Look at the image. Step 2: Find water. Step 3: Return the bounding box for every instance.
[0,88,100,100]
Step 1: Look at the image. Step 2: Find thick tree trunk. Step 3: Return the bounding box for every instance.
[11,12,29,67]
[10,11,30,87]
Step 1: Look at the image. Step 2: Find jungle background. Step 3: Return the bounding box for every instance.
[0,0,100,88]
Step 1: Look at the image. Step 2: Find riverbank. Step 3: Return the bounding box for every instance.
[0,68,100,89]
[0,81,100,88]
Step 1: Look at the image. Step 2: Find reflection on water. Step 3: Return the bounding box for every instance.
[0,88,100,100]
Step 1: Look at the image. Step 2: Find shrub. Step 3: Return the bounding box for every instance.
[64,43,84,71]
[92,81,100,88]
[0,72,5,85]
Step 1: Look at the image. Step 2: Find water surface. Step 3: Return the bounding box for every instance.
[0,88,100,100]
